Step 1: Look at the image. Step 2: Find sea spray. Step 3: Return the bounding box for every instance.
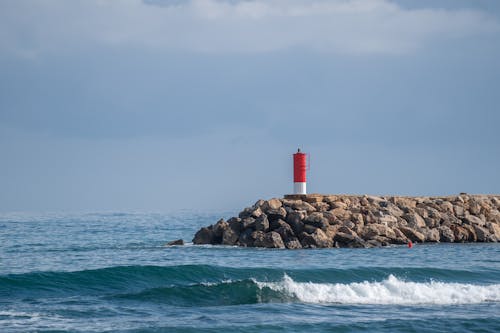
[257,274,500,305]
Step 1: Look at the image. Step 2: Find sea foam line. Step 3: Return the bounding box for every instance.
[255,274,500,305]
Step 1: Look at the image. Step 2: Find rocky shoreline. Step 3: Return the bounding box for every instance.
[192,194,500,248]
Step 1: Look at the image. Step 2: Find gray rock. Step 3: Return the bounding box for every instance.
[254,231,285,249]
[333,232,366,248]
[402,212,426,229]
[222,226,240,245]
[241,217,256,230]
[166,239,184,246]
[213,219,229,238]
[284,237,303,249]
[192,227,215,245]
[474,225,493,242]
[438,226,455,242]
[237,228,256,247]
[255,215,270,232]
[463,214,486,227]
[301,229,333,248]
[304,212,329,230]
[286,211,305,235]
[267,207,287,221]
[398,227,425,243]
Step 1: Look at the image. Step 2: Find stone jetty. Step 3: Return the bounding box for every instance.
[193,194,500,248]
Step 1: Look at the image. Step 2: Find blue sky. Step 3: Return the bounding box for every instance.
[1,0,499,212]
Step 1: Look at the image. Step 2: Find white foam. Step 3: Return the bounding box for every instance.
[256,274,500,305]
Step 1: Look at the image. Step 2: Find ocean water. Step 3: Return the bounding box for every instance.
[1,212,499,333]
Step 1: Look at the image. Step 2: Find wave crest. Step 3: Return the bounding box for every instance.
[257,274,500,305]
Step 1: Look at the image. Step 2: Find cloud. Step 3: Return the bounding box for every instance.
[0,0,498,57]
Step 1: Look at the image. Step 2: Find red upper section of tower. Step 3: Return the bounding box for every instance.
[293,152,307,182]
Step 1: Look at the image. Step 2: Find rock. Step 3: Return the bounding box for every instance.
[304,212,329,230]
[284,237,303,249]
[286,211,305,235]
[450,224,469,242]
[438,226,455,242]
[454,205,465,217]
[402,212,426,229]
[213,219,229,238]
[301,229,333,248]
[254,231,285,248]
[241,217,256,229]
[166,239,184,246]
[255,215,270,232]
[334,232,366,248]
[193,227,215,245]
[463,214,486,227]
[398,227,425,243]
[474,225,493,242]
[292,200,316,213]
[331,208,351,221]
[222,226,240,245]
[262,198,283,211]
[461,224,477,242]
[383,203,404,217]
[422,228,439,242]
[439,201,454,214]
[270,218,288,231]
[312,202,330,212]
[303,224,318,234]
[276,223,295,242]
[266,207,287,221]
[331,201,348,210]
[362,224,396,240]
[487,222,500,240]
[378,214,398,226]
[390,197,417,209]
[237,228,256,247]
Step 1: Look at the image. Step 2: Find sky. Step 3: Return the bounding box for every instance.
[1,0,499,213]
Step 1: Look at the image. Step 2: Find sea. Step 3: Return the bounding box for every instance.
[1,212,499,333]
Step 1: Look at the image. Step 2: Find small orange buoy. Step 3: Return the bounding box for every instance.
[408,241,413,248]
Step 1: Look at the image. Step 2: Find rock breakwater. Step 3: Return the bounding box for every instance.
[193,194,500,248]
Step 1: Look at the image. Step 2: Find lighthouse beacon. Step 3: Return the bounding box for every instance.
[293,148,307,195]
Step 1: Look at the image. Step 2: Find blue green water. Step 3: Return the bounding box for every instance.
[1,212,499,332]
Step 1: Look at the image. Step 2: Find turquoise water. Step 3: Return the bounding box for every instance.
[1,212,499,332]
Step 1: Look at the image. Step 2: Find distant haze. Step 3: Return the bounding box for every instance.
[1,0,499,212]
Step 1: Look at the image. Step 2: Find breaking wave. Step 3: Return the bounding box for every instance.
[257,274,500,305]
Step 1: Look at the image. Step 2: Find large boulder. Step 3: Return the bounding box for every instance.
[402,212,426,229]
[213,219,229,239]
[266,207,287,221]
[255,215,270,232]
[438,226,455,242]
[284,237,303,249]
[474,225,494,242]
[398,227,425,243]
[276,223,296,242]
[222,225,240,245]
[292,200,316,213]
[286,211,305,235]
[422,228,440,242]
[333,232,366,248]
[253,231,285,249]
[262,198,283,211]
[362,224,396,240]
[237,228,256,247]
[301,229,333,248]
[304,212,329,230]
[193,227,215,245]
[463,214,486,227]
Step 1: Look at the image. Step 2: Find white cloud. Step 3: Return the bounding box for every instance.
[0,0,498,57]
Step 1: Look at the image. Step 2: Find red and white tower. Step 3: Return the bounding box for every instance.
[293,148,308,194]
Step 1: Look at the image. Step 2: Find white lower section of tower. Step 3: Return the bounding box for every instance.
[294,182,307,195]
